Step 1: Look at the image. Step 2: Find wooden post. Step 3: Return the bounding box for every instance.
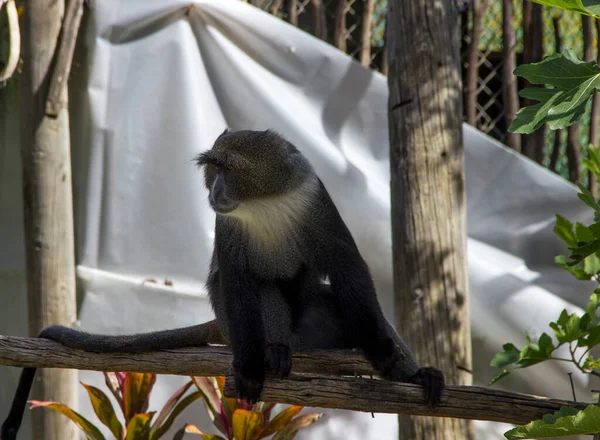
[19,1,78,439]
[387,0,474,438]
[502,0,521,151]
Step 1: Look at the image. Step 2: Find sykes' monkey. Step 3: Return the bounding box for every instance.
[1,129,444,440]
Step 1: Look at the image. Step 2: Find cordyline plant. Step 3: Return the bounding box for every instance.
[30,372,323,440]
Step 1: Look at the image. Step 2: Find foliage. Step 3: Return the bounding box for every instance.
[506,0,600,135]
[177,376,323,440]
[504,405,600,439]
[30,371,201,440]
[489,145,600,438]
[30,372,323,440]
[528,0,600,17]
[509,50,600,133]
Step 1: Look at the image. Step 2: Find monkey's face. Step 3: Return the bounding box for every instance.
[195,129,311,216]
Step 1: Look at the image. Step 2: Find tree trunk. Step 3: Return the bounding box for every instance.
[286,0,298,26]
[386,0,473,439]
[521,0,544,164]
[19,1,78,439]
[567,123,581,182]
[466,0,488,126]
[333,0,347,51]
[502,0,521,151]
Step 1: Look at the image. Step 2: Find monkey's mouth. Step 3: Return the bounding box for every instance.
[210,200,240,215]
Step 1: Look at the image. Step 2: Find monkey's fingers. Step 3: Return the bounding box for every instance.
[265,343,292,378]
[234,370,265,404]
[410,367,445,408]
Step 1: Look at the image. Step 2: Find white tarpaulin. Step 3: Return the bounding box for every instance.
[0,1,596,438]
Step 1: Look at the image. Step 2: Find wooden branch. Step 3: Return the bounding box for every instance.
[0,335,590,426]
[45,0,85,117]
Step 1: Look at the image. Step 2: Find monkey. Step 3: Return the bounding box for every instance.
[1,129,444,440]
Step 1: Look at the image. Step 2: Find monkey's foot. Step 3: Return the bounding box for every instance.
[1,425,18,440]
[265,343,292,378]
[234,369,265,404]
[408,367,445,408]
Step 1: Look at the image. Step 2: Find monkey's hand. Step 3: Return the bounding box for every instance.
[265,343,292,378]
[408,367,445,408]
[233,360,265,404]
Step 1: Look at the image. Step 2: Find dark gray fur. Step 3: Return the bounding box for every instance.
[1,129,443,440]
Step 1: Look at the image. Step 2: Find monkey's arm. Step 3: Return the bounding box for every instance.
[259,286,292,378]
[217,249,267,403]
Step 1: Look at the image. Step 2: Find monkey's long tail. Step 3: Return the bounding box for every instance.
[1,319,226,440]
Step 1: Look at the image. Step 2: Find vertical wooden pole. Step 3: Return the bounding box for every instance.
[359,0,375,66]
[19,1,78,439]
[387,0,473,439]
[502,0,521,151]
[465,0,488,126]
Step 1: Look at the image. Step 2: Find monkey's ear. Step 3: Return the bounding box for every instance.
[218,128,230,138]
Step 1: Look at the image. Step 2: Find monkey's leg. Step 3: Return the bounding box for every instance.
[326,248,444,407]
[259,285,292,378]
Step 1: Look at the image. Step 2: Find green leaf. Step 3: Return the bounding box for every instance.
[518,333,555,367]
[577,182,600,212]
[124,413,153,440]
[29,401,106,440]
[509,51,600,133]
[232,409,264,440]
[529,0,592,15]
[123,373,156,424]
[554,215,577,247]
[576,223,594,241]
[590,222,600,238]
[550,311,584,344]
[569,238,600,262]
[259,406,304,439]
[489,369,512,386]
[584,326,600,348]
[584,253,600,275]
[555,255,591,280]
[490,343,521,368]
[584,355,600,370]
[149,381,192,438]
[81,383,123,440]
[504,405,600,439]
[149,391,204,440]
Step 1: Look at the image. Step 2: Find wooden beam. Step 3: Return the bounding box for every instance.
[0,335,590,426]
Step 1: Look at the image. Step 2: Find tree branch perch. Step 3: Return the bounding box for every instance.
[0,335,589,426]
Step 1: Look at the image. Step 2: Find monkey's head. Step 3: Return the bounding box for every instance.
[195,129,314,215]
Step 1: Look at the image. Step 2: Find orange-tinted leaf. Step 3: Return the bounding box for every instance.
[149,380,192,435]
[271,413,324,440]
[29,401,106,440]
[81,383,123,439]
[232,409,264,440]
[149,391,204,440]
[192,377,228,436]
[215,376,238,420]
[258,406,303,439]
[123,372,156,422]
[173,423,227,440]
[124,413,153,440]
